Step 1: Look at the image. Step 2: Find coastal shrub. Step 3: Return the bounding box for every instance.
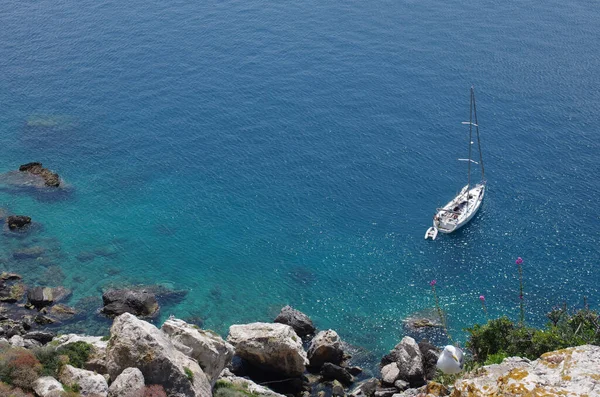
[33,341,92,377]
[0,347,42,391]
[0,382,33,397]
[184,366,194,382]
[466,307,600,363]
[214,380,259,397]
[144,385,168,397]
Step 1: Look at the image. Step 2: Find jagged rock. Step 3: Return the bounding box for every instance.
[307,330,344,368]
[418,340,440,381]
[161,317,234,385]
[423,381,449,396]
[101,288,159,318]
[349,378,379,397]
[274,305,316,337]
[451,345,600,396]
[347,366,362,376]
[9,334,24,347]
[106,313,211,397]
[60,365,108,396]
[321,362,354,385]
[24,330,55,344]
[6,215,32,230]
[393,380,409,391]
[108,367,145,397]
[382,337,424,388]
[380,363,400,385]
[217,368,287,397]
[0,281,26,302]
[0,272,22,281]
[227,322,308,377]
[35,314,56,325]
[27,286,71,309]
[47,303,77,320]
[19,162,60,187]
[32,376,65,397]
[373,387,397,397]
[332,379,345,397]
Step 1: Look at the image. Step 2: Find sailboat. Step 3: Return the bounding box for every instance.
[425,86,486,240]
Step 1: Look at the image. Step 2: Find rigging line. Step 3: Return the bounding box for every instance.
[472,86,485,180]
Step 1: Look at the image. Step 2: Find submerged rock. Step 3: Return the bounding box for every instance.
[106,313,211,397]
[19,162,60,187]
[101,288,159,318]
[27,286,71,309]
[227,322,308,377]
[6,215,31,231]
[274,305,316,338]
[321,362,354,385]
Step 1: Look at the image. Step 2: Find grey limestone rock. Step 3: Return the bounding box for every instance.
[307,329,344,368]
[59,365,109,396]
[453,345,600,396]
[32,376,64,397]
[227,322,308,377]
[108,367,145,397]
[106,313,211,397]
[274,305,316,337]
[161,317,234,385]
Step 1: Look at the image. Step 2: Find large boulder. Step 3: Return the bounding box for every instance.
[217,368,286,397]
[108,367,145,397]
[101,288,159,318]
[381,337,424,387]
[27,286,71,309]
[106,313,211,397]
[161,317,234,385]
[59,365,109,396]
[227,322,308,377]
[418,340,440,381]
[451,345,600,396]
[6,215,31,230]
[380,362,400,385]
[32,376,64,397]
[321,362,354,385]
[24,330,56,345]
[274,305,316,338]
[19,162,60,187]
[307,329,344,368]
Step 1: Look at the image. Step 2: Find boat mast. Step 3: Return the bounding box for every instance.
[472,87,485,181]
[467,86,473,193]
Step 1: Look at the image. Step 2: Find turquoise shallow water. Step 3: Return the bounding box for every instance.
[1,0,599,363]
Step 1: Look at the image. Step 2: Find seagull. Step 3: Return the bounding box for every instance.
[436,345,464,374]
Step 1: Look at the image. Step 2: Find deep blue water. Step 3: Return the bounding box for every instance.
[1,0,599,364]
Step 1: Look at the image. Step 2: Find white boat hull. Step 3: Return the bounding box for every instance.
[432,183,485,234]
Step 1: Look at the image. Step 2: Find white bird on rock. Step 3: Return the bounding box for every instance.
[436,345,464,374]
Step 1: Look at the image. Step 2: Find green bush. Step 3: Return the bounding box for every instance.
[466,307,600,364]
[34,341,93,377]
[184,366,194,382]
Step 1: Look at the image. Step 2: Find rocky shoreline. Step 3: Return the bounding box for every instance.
[0,287,598,397]
[0,163,598,396]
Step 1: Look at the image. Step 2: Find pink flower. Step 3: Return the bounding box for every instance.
[516,257,523,265]
[430,280,437,286]
[479,295,485,302]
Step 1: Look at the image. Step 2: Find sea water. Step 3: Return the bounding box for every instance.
[1,0,599,365]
